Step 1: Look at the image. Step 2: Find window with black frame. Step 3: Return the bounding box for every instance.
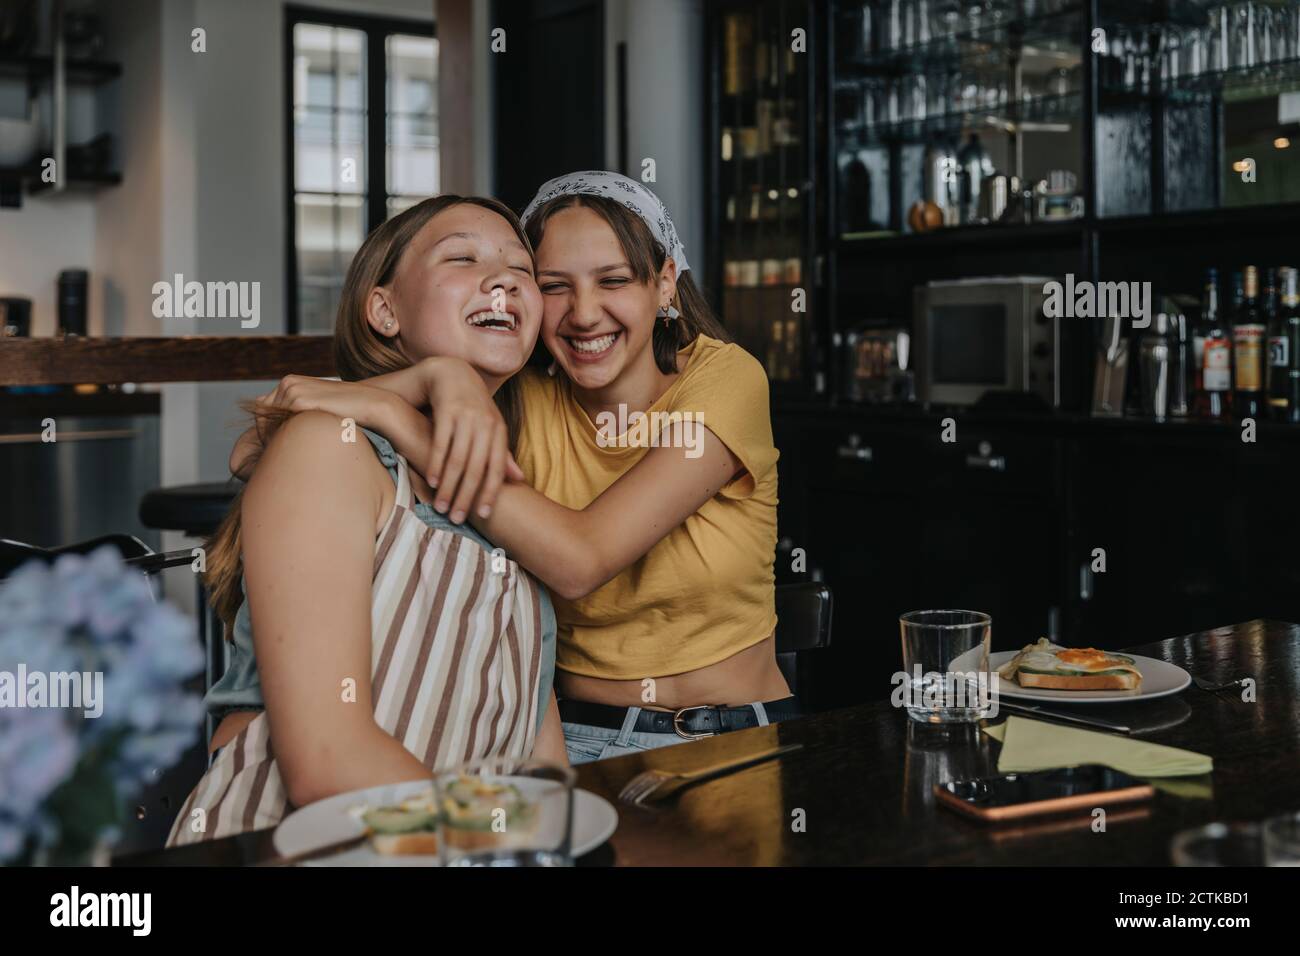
[286,7,437,334]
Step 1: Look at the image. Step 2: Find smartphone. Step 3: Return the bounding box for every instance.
[934,765,1155,823]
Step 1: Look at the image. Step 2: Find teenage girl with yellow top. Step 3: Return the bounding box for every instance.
[248,172,799,763]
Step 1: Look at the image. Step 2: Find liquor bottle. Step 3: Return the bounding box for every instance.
[1260,266,1278,414]
[1191,268,1217,394]
[1272,266,1300,423]
[1233,265,1266,420]
[1194,268,1233,421]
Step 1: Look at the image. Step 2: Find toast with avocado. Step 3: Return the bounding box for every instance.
[361,794,440,856]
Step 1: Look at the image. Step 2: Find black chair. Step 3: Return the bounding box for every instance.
[139,482,242,743]
[774,581,833,708]
[0,533,155,579]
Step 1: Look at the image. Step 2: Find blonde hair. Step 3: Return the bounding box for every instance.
[206,195,532,626]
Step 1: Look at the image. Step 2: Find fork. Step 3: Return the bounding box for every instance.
[618,743,803,806]
[1192,675,1248,693]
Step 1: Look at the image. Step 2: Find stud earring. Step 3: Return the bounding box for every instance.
[547,360,558,377]
[383,320,394,331]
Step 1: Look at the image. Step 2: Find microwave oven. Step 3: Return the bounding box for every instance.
[913,277,1059,407]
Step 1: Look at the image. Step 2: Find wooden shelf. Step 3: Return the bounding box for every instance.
[0,54,122,85]
[0,337,336,386]
[1094,201,1300,235]
[838,218,1084,252]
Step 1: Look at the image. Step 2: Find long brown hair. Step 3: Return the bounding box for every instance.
[206,195,533,627]
[521,194,729,374]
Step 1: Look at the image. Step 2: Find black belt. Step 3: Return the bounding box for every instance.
[558,697,802,739]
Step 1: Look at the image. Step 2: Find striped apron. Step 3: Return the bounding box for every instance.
[166,436,551,847]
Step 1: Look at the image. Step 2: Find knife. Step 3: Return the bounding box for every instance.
[995,700,1133,735]
[254,831,373,867]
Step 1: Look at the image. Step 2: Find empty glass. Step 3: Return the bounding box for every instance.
[1171,822,1263,866]
[1231,2,1257,69]
[1264,811,1300,866]
[1210,5,1232,73]
[898,609,994,724]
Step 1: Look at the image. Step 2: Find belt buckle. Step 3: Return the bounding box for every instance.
[672,705,716,739]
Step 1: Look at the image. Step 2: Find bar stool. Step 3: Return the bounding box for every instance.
[138,481,241,744]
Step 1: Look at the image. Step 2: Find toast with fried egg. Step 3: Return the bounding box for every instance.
[997,638,1142,690]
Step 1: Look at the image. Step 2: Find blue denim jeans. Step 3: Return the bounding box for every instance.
[562,702,773,765]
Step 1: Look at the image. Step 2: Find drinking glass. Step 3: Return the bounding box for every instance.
[1263,4,1281,64]
[905,73,928,121]
[434,756,575,867]
[1210,5,1232,73]
[1263,811,1300,865]
[898,609,993,724]
[1170,822,1263,866]
[1231,2,1257,70]
[933,0,961,41]
[915,0,932,46]
[1162,28,1182,84]
[863,77,888,128]
[1182,26,1208,82]
[883,0,904,52]
[1285,4,1300,62]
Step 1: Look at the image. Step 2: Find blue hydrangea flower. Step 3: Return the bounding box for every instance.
[0,546,204,863]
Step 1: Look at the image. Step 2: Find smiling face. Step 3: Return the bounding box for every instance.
[368,203,543,391]
[533,204,675,393]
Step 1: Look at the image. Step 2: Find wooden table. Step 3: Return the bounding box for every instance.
[114,619,1300,866]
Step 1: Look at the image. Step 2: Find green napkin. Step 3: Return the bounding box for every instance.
[982,716,1213,778]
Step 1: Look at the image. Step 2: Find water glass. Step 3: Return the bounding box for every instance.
[1183,26,1208,80]
[1171,822,1263,866]
[1210,5,1232,73]
[1231,2,1257,70]
[434,756,575,867]
[1263,811,1300,865]
[898,609,993,724]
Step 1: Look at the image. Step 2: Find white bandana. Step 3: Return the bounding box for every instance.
[519,170,690,274]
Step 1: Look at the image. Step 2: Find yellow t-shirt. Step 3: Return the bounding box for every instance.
[514,334,779,680]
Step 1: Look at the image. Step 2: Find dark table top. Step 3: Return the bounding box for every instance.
[115,619,1300,866]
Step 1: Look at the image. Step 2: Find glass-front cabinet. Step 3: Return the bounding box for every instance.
[706,0,1300,404]
[832,0,1085,235]
[1093,0,1300,217]
[706,0,824,397]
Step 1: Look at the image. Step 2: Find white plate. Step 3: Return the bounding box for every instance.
[274,780,618,866]
[983,649,1191,703]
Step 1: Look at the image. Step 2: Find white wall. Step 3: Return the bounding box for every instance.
[0,199,97,336]
[2,0,435,610]
[95,0,165,338]
[603,0,704,272]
